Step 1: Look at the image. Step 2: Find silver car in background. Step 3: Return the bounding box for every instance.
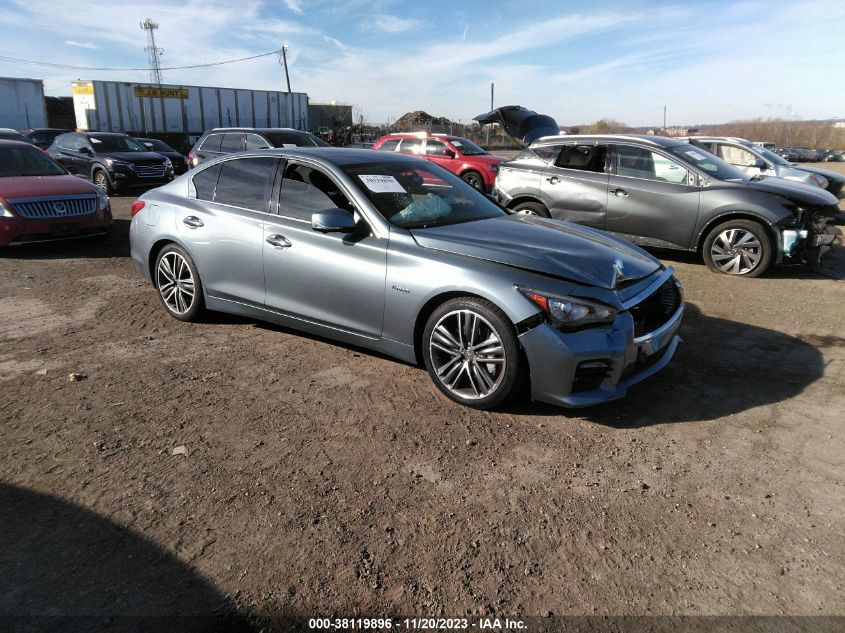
[130,148,683,409]
[682,136,845,199]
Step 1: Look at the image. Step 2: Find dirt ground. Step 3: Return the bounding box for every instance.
[1,164,844,631]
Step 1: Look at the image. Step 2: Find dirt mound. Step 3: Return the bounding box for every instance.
[391,110,455,131]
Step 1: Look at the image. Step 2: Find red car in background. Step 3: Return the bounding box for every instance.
[0,140,112,247]
[372,133,505,191]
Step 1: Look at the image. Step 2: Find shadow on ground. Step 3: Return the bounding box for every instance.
[0,482,262,632]
[0,219,131,260]
[506,303,829,425]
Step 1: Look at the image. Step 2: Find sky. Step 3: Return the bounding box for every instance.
[0,0,843,127]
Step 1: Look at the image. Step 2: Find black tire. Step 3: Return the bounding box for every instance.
[511,201,551,218]
[461,171,484,191]
[422,297,521,409]
[702,219,773,277]
[92,169,113,196]
[154,244,205,322]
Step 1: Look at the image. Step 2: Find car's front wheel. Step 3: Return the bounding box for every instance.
[422,297,521,409]
[702,219,773,277]
[93,169,113,195]
[154,244,205,321]
[461,171,484,190]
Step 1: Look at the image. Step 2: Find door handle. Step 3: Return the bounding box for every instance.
[610,188,628,197]
[545,176,560,184]
[182,215,204,228]
[266,234,292,248]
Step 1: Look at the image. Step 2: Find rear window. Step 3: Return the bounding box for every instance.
[199,134,223,152]
[192,163,222,201]
[213,157,276,211]
[265,131,326,147]
[220,133,244,153]
[376,139,400,152]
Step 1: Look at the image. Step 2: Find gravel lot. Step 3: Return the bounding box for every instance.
[1,163,844,630]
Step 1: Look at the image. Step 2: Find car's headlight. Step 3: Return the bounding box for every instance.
[517,286,617,331]
[97,188,110,211]
[105,157,130,168]
[0,199,16,217]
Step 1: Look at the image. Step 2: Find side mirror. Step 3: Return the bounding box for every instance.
[311,208,357,233]
[752,158,767,170]
[444,149,456,159]
[79,147,93,155]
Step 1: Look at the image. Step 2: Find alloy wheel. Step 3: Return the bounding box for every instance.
[157,252,196,315]
[429,309,506,400]
[710,228,762,275]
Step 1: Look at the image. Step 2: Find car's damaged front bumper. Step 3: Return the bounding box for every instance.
[519,272,684,408]
[779,205,842,267]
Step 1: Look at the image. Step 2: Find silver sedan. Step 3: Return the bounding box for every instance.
[129,148,683,409]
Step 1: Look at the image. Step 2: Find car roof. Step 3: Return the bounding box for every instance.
[532,134,684,148]
[683,135,752,145]
[0,139,40,148]
[83,132,129,137]
[206,127,305,134]
[206,146,424,167]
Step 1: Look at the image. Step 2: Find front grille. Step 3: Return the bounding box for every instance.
[133,163,167,178]
[629,279,681,338]
[10,196,97,219]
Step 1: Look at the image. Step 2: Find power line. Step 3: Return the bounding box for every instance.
[0,49,281,72]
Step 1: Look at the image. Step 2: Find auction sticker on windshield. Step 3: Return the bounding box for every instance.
[359,175,406,193]
[684,149,708,161]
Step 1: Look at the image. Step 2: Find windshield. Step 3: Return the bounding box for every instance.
[136,138,173,152]
[667,144,745,181]
[757,147,791,166]
[89,135,146,152]
[342,160,507,229]
[0,146,66,177]
[266,131,328,148]
[450,137,488,156]
[0,132,33,144]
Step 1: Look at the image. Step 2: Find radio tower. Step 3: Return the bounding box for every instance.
[140,18,164,84]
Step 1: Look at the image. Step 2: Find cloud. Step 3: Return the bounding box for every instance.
[64,40,98,49]
[367,14,420,33]
[283,0,303,14]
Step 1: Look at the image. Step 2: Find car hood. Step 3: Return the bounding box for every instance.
[744,176,838,206]
[98,151,168,163]
[410,215,661,289]
[791,164,845,185]
[0,174,97,199]
[474,106,560,146]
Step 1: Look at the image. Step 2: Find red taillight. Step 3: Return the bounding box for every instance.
[188,151,194,163]
[130,201,145,217]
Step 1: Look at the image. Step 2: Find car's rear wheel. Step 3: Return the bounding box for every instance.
[461,171,484,190]
[93,169,112,195]
[423,297,520,409]
[702,219,772,277]
[512,201,550,218]
[154,244,205,321]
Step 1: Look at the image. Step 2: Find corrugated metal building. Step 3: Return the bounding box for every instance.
[72,80,309,136]
[0,77,47,129]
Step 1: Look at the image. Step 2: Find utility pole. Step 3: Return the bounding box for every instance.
[486,82,494,146]
[279,45,295,128]
[663,105,667,132]
[140,19,164,85]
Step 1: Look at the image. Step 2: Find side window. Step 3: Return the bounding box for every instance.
[192,163,222,201]
[56,135,71,149]
[533,145,559,163]
[616,146,688,184]
[70,136,90,152]
[278,163,354,221]
[555,144,607,173]
[425,140,449,155]
[397,138,422,154]
[213,157,277,211]
[377,139,399,152]
[717,144,757,167]
[220,133,244,153]
[200,134,223,152]
[245,134,271,150]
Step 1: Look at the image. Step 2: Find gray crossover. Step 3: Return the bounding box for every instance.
[130,148,683,409]
[477,106,839,277]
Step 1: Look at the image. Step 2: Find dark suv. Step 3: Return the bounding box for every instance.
[48,132,174,194]
[189,127,327,168]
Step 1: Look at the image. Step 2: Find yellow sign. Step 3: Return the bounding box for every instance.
[134,86,189,99]
[72,83,93,95]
